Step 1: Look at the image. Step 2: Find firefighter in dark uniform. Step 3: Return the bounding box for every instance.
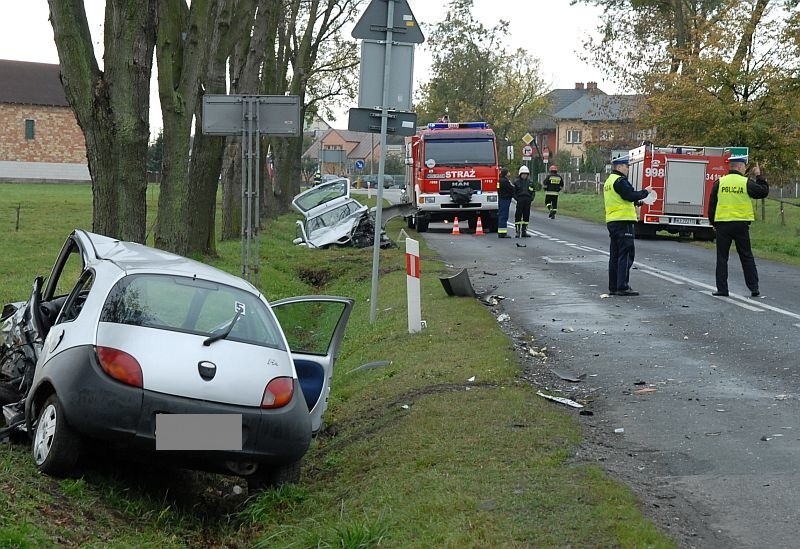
[708,154,769,297]
[604,155,652,296]
[513,165,535,237]
[497,167,515,238]
[313,171,322,186]
[543,164,565,219]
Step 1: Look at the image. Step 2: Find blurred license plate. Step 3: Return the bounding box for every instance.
[156,414,242,451]
[672,218,693,225]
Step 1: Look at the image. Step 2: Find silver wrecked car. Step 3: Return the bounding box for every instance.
[0,230,352,490]
[292,177,403,249]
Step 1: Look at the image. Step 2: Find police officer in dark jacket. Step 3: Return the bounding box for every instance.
[513,165,535,237]
[497,167,515,238]
[543,165,564,219]
[708,154,769,297]
[604,155,652,296]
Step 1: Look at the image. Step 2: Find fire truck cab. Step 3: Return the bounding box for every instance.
[404,122,499,233]
[627,143,745,241]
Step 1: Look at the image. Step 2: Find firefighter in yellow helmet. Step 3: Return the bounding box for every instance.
[603,155,652,296]
[708,155,769,297]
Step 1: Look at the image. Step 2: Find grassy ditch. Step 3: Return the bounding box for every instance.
[1,183,672,547]
[537,191,800,265]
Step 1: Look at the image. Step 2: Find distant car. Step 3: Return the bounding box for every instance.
[0,230,353,490]
[292,177,394,249]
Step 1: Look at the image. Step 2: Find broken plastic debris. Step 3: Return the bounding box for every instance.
[561,326,575,333]
[614,428,624,434]
[536,390,584,409]
[483,271,498,276]
[550,368,586,382]
[634,388,657,394]
[775,394,789,400]
[496,313,510,322]
[600,293,611,299]
[401,404,410,410]
[467,376,476,382]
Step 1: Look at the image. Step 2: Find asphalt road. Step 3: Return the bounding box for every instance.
[419,208,800,548]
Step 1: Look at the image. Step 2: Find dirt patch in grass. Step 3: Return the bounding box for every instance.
[297,267,332,289]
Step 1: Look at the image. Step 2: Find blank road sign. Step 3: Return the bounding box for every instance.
[358,41,414,111]
[202,95,301,136]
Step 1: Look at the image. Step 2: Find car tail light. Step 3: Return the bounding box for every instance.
[96,346,143,388]
[261,377,294,409]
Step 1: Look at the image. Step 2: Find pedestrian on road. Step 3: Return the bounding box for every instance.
[543,164,564,219]
[497,167,514,238]
[313,170,322,187]
[708,154,769,297]
[604,155,652,296]
[513,165,535,237]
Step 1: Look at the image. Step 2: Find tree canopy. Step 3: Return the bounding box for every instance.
[415,0,548,145]
[574,0,800,176]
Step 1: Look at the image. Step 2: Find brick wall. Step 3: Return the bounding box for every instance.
[0,103,86,163]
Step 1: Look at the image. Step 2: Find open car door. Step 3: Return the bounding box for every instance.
[270,295,354,434]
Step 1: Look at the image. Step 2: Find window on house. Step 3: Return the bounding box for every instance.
[599,129,614,141]
[566,130,582,144]
[25,119,35,140]
[571,157,581,170]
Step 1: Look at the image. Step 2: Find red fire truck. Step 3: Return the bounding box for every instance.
[627,143,746,240]
[404,121,499,233]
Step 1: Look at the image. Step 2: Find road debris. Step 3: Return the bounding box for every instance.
[614,428,625,434]
[497,313,510,322]
[536,390,584,409]
[550,368,586,382]
[634,388,657,394]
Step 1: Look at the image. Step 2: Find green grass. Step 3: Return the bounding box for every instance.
[538,191,800,264]
[0,182,674,547]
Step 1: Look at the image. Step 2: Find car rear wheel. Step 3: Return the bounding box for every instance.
[247,460,302,492]
[32,394,82,477]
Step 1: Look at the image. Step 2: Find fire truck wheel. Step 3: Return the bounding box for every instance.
[416,216,429,232]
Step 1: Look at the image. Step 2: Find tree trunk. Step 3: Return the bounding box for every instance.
[48,0,156,243]
[187,0,238,255]
[154,0,213,255]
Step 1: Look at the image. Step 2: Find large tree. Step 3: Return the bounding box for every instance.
[574,0,800,173]
[153,0,218,255]
[220,0,361,239]
[48,0,157,243]
[415,0,548,144]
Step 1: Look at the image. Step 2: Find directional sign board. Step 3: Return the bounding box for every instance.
[355,159,365,170]
[352,0,425,43]
[348,107,417,137]
[358,41,414,111]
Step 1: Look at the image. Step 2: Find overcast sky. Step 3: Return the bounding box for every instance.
[0,0,611,132]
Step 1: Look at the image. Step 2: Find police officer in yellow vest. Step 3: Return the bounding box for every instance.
[708,154,769,297]
[604,155,652,296]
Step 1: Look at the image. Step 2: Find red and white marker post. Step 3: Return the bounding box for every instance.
[406,238,422,333]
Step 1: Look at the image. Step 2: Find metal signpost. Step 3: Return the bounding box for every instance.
[351,0,424,324]
[202,94,301,283]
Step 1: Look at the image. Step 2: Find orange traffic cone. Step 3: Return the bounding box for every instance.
[451,216,461,235]
[475,216,485,236]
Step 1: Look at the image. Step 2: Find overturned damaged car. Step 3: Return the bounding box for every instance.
[292,177,401,249]
[0,230,353,489]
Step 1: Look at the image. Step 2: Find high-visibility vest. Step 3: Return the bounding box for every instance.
[603,173,637,222]
[715,173,754,221]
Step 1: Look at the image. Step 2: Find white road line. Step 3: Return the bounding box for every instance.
[640,269,686,285]
[534,231,800,321]
[716,297,764,312]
